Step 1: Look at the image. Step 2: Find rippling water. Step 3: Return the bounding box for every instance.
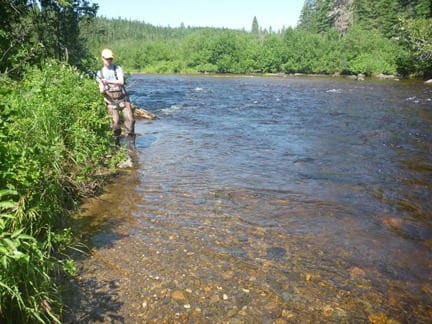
[66,75,432,323]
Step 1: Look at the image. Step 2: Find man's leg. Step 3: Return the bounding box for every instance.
[123,101,136,150]
[107,103,121,145]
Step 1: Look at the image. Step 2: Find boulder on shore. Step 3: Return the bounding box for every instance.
[132,104,158,120]
[425,79,432,85]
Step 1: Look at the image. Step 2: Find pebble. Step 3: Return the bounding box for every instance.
[210,295,220,304]
[117,156,133,169]
[349,267,366,280]
[171,290,186,301]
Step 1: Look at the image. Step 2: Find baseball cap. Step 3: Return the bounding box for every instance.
[101,48,114,59]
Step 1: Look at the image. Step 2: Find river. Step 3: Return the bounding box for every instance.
[64,75,432,323]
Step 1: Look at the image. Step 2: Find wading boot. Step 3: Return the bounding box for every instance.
[127,134,136,152]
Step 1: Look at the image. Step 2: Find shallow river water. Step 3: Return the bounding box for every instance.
[65,75,432,323]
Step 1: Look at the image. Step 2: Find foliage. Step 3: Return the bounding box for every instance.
[397,17,432,76]
[298,0,333,33]
[0,0,431,321]
[0,60,117,322]
[82,4,431,77]
[0,0,98,79]
[339,26,401,75]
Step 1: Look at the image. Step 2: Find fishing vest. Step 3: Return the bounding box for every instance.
[100,65,128,102]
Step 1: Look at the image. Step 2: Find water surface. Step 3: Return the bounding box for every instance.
[66,75,432,323]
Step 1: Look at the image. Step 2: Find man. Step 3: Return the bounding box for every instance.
[96,48,135,150]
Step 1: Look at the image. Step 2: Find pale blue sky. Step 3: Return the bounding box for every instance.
[94,0,304,31]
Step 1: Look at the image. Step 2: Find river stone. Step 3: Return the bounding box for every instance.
[349,266,366,280]
[117,156,133,169]
[266,246,287,259]
[171,290,186,301]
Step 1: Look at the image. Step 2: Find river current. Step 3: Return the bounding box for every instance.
[65,75,432,323]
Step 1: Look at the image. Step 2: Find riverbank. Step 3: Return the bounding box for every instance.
[0,60,126,323]
[128,69,432,84]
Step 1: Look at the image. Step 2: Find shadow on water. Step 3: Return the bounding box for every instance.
[62,169,142,323]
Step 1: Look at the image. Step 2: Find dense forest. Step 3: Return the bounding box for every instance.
[1,0,432,79]
[0,0,431,322]
[79,0,432,77]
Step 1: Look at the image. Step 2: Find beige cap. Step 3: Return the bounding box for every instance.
[101,48,114,59]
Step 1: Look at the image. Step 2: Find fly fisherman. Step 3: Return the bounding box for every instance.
[96,48,135,151]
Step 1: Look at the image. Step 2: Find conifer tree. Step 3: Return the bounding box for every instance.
[252,16,259,35]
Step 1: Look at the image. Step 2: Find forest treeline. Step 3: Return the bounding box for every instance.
[80,0,432,77]
[0,0,431,322]
[1,0,432,79]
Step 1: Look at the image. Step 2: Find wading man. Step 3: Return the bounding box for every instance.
[96,48,135,150]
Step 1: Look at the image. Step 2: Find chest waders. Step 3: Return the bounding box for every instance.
[100,65,136,150]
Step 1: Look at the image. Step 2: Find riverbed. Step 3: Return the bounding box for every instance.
[64,75,432,323]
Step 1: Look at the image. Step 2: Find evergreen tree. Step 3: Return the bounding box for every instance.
[251,16,259,36]
[298,0,333,33]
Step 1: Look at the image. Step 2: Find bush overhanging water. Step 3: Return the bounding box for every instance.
[0,60,121,322]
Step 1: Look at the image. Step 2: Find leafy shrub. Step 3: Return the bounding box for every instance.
[340,27,400,75]
[0,60,117,322]
[348,53,397,75]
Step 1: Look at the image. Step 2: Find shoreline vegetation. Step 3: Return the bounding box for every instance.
[128,71,432,85]
[1,0,431,322]
[0,61,127,323]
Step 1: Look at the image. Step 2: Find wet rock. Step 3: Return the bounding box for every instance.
[264,302,282,318]
[375,73,397,80]
[209,294,220,304]
[171,290,186,301]
[238,306,248,316]
[334,307,347,318]
[266,246,287,259]
[281,290,295,303]
[117,156,133,169]
[281,309,295,319]
[382,216,403,230]
[222,270,235,280]
[322,305,334,317]
[368,313,394,323]
[132,105,158,120]
[349,266,366,280]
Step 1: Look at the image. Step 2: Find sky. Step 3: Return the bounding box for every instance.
[94,0,304,31]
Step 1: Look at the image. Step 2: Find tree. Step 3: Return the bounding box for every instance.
[298,0,333,33]
[398,17,432,76]
[251,16,259,36]
[0,0,42,78]
[32,0,98,69]
[0,0,98,77]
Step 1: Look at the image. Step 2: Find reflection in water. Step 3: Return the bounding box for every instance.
[65,76,432,323]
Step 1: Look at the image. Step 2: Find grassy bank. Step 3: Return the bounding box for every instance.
[0,60,123,322]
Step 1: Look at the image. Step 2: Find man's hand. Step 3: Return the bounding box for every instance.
[99,81,106,93]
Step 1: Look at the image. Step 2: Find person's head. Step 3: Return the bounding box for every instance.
[101,48,114,66]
